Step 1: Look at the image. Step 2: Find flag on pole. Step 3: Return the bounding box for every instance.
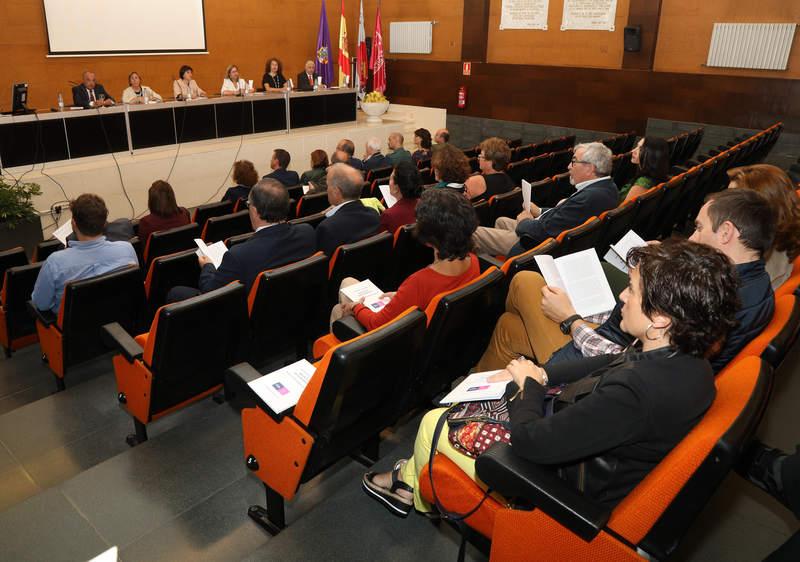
[369,1,386,93]
[315,0,334,86]
[338,0,350,87]
[356,0,368,93]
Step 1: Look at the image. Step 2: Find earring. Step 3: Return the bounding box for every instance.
[645,323,664,341]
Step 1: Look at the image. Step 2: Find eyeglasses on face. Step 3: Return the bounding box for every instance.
[570,158,590,165]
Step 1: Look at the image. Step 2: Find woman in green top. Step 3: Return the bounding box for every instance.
[300,149,329,191]
[620,137,670,203]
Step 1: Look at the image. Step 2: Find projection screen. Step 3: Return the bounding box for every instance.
[42,0,207,56]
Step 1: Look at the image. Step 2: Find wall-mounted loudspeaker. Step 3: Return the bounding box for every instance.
[624,25,642,52]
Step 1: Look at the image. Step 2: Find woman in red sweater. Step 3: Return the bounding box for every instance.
[137,180,190,243]
[337,189,480,331]
[379,160,422,234]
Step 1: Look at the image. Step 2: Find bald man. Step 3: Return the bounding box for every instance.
[72,71,115,109]
[297,60,323,91]
[434,128,450,144]
[387,132,413,166]
[315,163,380,255]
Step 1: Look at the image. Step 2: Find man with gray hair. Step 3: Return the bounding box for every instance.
[473,142,618,257]
[316,163,380,255]
[363,137,392,171]
[167,178,316,301]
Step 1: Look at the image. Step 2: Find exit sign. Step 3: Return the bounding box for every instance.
[462,62,471,76]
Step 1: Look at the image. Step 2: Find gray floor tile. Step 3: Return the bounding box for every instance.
[0,463,41,513]
[0,488,109,562]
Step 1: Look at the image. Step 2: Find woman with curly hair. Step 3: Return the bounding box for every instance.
[728,164,800,288]
[431,144,472,192]
[362,238,739,517]
[464,137,514,202]
[332,189,480,329]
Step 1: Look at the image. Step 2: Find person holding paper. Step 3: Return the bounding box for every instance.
[473,142,618,257]
[166,179,316,302]
[300,150,329,190]
[619,137,669,203]
[362,240,740,517]
[122,72,163,104]
[379,161,422,234]
[137,180,191,244]
[263,149,300,187]
[220,64,253,96]
[222,160,260,205]
[386,133,413,166]
[316,164,380,256]
[362,138,392,172]
[31,194,138,314]
[172,65,207,100]
[333,189,479,330]
[464,137,514,202]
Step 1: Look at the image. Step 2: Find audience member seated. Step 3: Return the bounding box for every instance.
[337,139,365,170]
[464,137,514,202]
[431,144,472,191]
[300,149,329,187]
[332,188,480,329]
[379,161,423,234]
[363,138,392,171]
[72,70,115,108]
[222,160,259,205]
[619,137,670,202]
[309,150,349,194]
[473,142,618,257]
[387,133,413,166]
[316,163,380,255]
[477,189,776,375]
[434,128,450,145]
[362,239,739,516]
[412,128,433,164]
[728,164,800,289]
[167,179,316,301]
[262,57,288,91]
[172,65,207,99]
[137,180,191,243]
[122,71,162,104]
[31,194,138,314]
[263,148,300,187]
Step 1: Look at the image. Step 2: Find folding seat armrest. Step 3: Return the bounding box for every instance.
[475,443,611,542]
[102,322,143,362]
[478,254,503,271]
[670,165,688,175]
[226,362,290,422]
[27,301,57,326]
[332,316,368,341]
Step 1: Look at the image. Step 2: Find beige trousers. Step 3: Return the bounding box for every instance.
[473,216,520,256]
[329,277,360,327]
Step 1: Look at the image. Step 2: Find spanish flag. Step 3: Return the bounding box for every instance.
[338,0,350,87]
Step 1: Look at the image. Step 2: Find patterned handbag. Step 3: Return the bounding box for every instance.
[446,400,512,458]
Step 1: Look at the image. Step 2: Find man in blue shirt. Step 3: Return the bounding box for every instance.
[31,194,138,314]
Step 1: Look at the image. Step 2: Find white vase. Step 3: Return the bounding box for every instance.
[361,101,390,123]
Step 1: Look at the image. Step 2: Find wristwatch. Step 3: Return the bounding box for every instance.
[559,314,583,335]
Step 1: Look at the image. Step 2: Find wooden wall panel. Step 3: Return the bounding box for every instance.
[487,0,630,68]
[0,0,361,111]
[622,0,662,70]
[385,59,800,134]
[654,0,800,78]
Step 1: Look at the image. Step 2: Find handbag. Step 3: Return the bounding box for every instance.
[446,400,511,459]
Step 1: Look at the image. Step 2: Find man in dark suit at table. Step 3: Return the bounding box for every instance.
[316,163,380,255]
[167,179,316,301]
[263,149,300,187]
[362,137,392,172]
[297,60,324,91]
[72,71,115,108]
[336,139,364,171]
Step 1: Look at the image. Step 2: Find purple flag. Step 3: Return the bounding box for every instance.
[315,1,334,86]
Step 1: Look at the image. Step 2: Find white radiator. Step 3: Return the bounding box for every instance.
[389,21,433,54]
[707,23,797,70]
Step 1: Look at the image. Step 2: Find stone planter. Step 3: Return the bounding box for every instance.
[0,215,44,258]
[360,101,390,124]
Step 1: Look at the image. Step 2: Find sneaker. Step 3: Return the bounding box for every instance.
[741,440,792,510]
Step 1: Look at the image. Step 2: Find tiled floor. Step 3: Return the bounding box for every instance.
[0,337,798,561]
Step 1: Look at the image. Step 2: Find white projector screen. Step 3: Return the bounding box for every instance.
[43,0,207,56]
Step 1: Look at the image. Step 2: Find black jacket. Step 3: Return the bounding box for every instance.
[221,185,251,205]
[198,223,316,293]
[296,71,320,91]
[264,168,300,187]
[316,200,380,256]
[346,156,365,171]
[363,152,393,172]
[506,348,715,507]
[513,177,618,255]
[72,84,115,108]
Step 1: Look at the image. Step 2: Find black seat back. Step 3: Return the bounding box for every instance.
[192,201,234,231]
[202,211,251,243]
[506,159,532,187]
[473,199,491,227]
[328,232,393,303]
[366,166,393,183]
[148,283,248,415]
[144,223,200,265]
[389,224,434,290]
[488,188,523,225]
[549,217,604,257]
[145,250,200,315]
[0,247,28,285]
[414,268,505,405]
[3,263,42,344]
[290,211,327,229]
[550,149,573,175]
[597,200,640,258]
[61,265,146,368]
[225,232,254,249]
[304,309,427,478]
[296,192,330,218]
[33,239,65,262]
[530,153,554,181]
[248,254,329,366]
[631,185,666,240]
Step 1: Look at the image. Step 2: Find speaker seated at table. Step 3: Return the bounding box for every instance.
[296,60,322,91]
[72,71,115,108]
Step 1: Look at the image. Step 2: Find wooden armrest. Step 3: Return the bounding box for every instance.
[101,322,143,362]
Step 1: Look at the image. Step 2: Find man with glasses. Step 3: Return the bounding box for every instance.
[473,142,618,257]
[166,179,316,302]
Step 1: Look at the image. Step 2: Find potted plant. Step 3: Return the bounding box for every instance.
[0,177,44,257]
[360,91,390,123]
